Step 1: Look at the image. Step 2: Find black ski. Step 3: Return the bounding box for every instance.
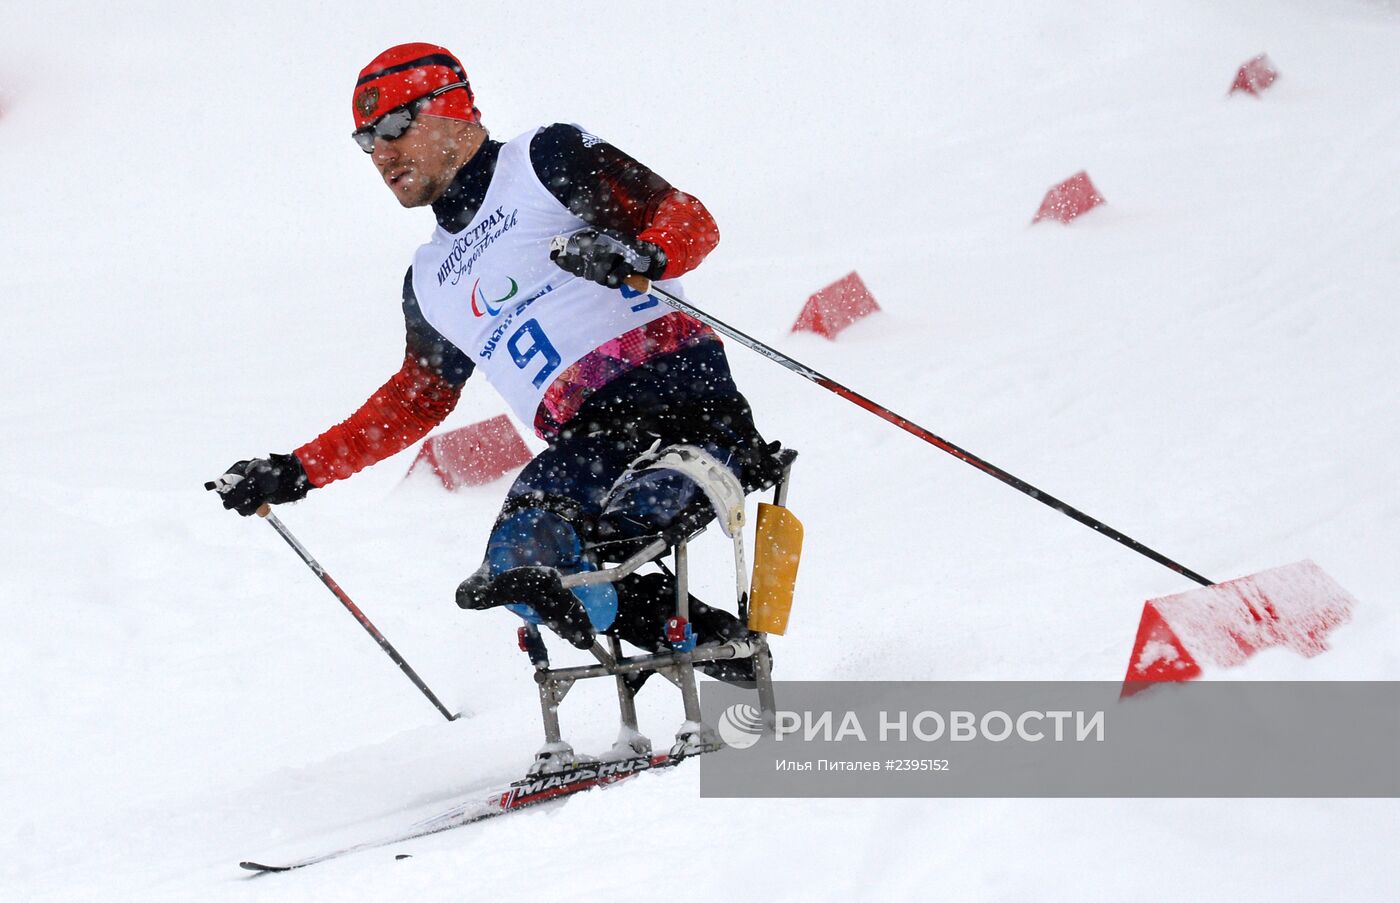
[240,752,680,873]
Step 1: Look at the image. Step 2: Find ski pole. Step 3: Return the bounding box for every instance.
[259,507,459,721]
[624,275,1214,588]
[205,485,461,722]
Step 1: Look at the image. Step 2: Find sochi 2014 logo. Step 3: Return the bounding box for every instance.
[718,703,767,749]
[470,276,519,318]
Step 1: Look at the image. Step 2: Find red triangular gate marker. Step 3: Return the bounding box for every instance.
[407,415,532,490]
[1032,171,1105,224]
[1121,560,1355,697]
[1230,54,1278,97]
[792,271,881,339]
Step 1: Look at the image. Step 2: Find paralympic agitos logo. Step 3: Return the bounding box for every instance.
[470,276,519,318]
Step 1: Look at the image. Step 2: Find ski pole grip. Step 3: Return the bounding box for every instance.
[623,275,651,293]
[257,504,271,518]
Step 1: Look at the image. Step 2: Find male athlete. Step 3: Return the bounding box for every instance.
[211,43,773,673]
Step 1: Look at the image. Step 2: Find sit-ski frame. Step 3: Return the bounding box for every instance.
[516,449,797,773]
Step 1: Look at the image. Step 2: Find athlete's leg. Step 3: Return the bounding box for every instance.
[611,572,758,686]
[582,343,773,678]
[456,432,640,644]
[459,342,776,653]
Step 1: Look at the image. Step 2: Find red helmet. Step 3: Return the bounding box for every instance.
[352,42,480,129]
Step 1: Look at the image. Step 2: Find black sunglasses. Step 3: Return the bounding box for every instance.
[352,81,470,153]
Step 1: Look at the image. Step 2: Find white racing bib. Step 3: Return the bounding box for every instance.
[410,127,686,430]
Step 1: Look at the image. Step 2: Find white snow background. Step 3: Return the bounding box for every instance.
[2,0,1398,899]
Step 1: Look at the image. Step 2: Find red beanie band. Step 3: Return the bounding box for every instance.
[353,42,480,129]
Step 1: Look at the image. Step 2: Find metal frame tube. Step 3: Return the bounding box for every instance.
[675,539,690,621]
[537,639,760,682]
[609,636,641,735]
[559,538,668,589]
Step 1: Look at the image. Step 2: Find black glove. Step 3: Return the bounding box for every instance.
[207,453,311,516]
[549,229,667,289]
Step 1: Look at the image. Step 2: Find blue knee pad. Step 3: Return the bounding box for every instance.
[486,508,617,631]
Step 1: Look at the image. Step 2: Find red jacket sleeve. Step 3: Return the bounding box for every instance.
[637,190,720,279]
[294,353,463,488]
[528,124,720,279]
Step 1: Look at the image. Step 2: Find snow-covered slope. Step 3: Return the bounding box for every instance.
[2,1,1398,899]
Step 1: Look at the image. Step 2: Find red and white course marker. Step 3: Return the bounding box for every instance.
[1122,560,1356,696]
[791,271,881,340]
[407,415,533,490]
[1032,171,1105,225]
[1229,53,1278,97]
